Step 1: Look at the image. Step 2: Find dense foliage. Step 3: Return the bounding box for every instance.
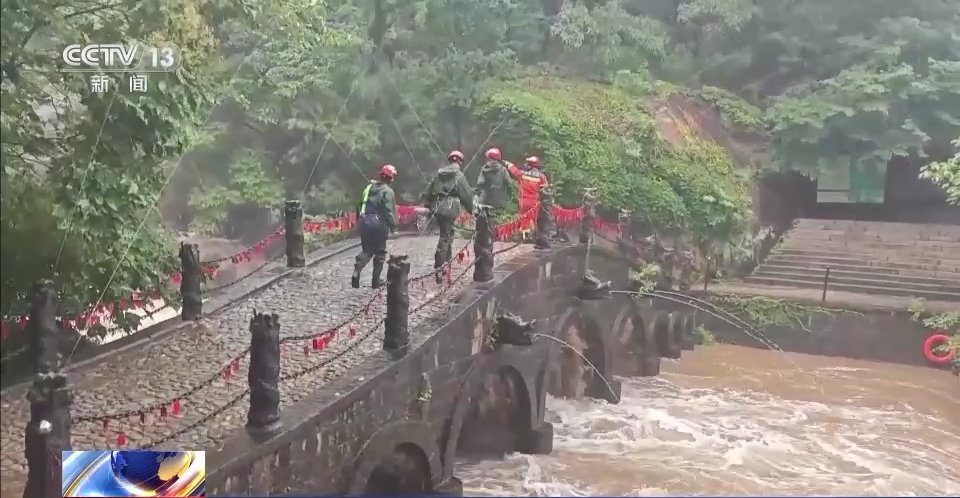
[909,299,960,364]
[2,0,223,329]
[919,138,960,205]
[2,0,958,332]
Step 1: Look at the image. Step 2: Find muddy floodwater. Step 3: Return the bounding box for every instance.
[458,344,960,496]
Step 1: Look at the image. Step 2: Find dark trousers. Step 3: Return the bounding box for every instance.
[354,216,388,281]
[433,215,456,269]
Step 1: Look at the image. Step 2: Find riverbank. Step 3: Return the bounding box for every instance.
[685,288,949,369]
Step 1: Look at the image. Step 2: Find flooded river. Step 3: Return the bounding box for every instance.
[458,344,960,496]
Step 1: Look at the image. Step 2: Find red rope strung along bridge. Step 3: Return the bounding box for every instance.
[27,207,571,449]
[0,198,635,474]
[0,202,617,341]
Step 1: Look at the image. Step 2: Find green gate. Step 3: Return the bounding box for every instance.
[816,162,886,203]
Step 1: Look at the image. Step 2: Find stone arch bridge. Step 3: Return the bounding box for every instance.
[0,233,702,497]
[209,239,701,496]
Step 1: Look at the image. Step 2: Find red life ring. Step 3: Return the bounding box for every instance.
[923,333,956,365]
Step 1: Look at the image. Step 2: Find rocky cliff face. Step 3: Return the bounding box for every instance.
[650,94,769,169]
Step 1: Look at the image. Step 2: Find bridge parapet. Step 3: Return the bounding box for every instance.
[206,241,701,496]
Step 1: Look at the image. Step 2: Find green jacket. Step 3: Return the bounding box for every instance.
[476,159,513,209]
[356,181,397,230]
[422,163,475,218]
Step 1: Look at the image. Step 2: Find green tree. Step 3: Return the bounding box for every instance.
[1,0,223,333]
[920,138,960,205]
[5,0,959,344]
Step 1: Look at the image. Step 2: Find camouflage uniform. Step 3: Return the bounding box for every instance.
[352,181,397,288]
[423,162,475,282]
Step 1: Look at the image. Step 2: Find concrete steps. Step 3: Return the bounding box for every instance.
[766,253,960,274]
[742,275,960,301]
[788,226,960,240]
[793,219,960,238]
[781,238,960,257]
[771,250,960,272]
[745,218,960,302]
[755,264,960,288]
[760,258,954,279]
[750,269,960,295]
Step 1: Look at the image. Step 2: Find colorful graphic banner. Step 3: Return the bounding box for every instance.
[62,450,205,497]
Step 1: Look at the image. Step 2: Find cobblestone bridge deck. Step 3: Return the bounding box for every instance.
[0,235,530,497]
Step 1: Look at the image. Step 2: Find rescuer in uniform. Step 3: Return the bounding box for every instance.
[351,165,399,289]
[475,147,513,212]
[422,150,475,283]
[507,156,549,236]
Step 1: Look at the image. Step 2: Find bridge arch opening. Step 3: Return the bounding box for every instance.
[614,309,648,376]
[680,313,696,350]
[654,313,681,359]
[363,442,433,495]
[457,366,532,457]
[546,312,606,399]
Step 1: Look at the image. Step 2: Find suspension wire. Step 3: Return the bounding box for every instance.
[309,108,378,184]
[59,8,308,369]
[462,115,509,175]
[533,332,620,402]
[389,114,454,238]
[387,113,431,183]
[53,75,128,272]
[386,74,444,156]
[383,68,465,235]
[652,289,765,339]
[301,79,362,197]
[610,290,783,352]
[619,289,812,383]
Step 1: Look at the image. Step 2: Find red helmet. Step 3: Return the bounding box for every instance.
[447,150,465,163]
[525,156,541,168]
[379,164,398,179]
[485,147,502,161]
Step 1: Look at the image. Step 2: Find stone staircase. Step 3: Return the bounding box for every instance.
[746,219,960,301]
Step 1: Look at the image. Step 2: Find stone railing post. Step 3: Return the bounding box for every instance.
[247,311,281,438]
[179,242,202,321]
[284,200,305,268]
[383,255,411,359]
[473,205,495,283]
[617,208,631,241]
[492,313,536,347]
[534,186,554,250]
[678,249,695,291]
[23,281,73,498]
[657,248,676,291]
[579,188,597,244]
[576,271,612,300]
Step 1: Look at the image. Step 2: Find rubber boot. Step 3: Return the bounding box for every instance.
[351,266,361,288]
[434,251,444,285]
[371,261,384,289]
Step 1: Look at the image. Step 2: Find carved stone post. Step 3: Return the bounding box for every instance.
[657,248,676,291]
[384,255,411,359]
[473,205,495,283]
[492,314,535,347]
[617,209,631,241]
[579,188,597,244]
[179,243,202,321]
[247,311,281,438]
[23,281,73,498]
[678,250,695,291]
[534,187,554,250]
[576,271,612,300]
[284,200,305,268]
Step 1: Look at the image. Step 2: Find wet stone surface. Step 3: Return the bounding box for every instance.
[0,236,530,496]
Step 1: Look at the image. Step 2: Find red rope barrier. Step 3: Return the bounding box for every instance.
[1,201,610,344]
